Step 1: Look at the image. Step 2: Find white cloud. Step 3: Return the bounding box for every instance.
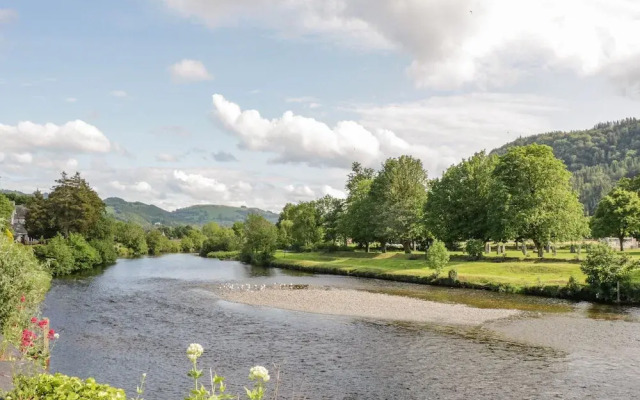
[109,180,154,193]
[169,59,213,83]
[110,90,128,98]
[0,120,112,154]
[354,92,564,172]
[321,185,346,199]
[172,170,227,200]
[212,93,437,168]
[162,0,640,90]
[11,153,33,164]
[65,97,77,103]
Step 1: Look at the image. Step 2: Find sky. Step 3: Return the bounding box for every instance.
[1,0,640,212]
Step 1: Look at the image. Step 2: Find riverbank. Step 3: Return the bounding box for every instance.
[266,251,640,303]
[215,286,520,325]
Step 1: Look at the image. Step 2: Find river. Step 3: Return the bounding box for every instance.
[43,254,640,399]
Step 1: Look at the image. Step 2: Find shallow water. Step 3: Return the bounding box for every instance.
[44,254,640,399]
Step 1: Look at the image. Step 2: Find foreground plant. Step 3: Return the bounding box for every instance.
[185,343,269,400]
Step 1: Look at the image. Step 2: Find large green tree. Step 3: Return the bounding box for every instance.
[46,172,105,237]
[279,202,322,249]
[591,188,640,251]
[425,151,497,243]
[369,155,428,253]
[341,163,376,252]
[241,214,278,264]
[25,191,53,239]
[492,144,588,257]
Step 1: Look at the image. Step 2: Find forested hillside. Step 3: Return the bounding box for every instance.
[492,118,640,213]
[105,197,279,227]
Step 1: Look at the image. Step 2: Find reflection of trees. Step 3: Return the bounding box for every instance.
[244,265,275,277]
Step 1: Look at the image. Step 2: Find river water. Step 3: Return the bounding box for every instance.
[43,254,640,399]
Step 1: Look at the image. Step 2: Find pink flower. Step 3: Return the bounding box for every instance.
[20,295,25,303]
[48,329,56,340]
[38,319,48,328]
[31,317,38,324]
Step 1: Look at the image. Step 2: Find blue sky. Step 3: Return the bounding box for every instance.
[1,0,640,211]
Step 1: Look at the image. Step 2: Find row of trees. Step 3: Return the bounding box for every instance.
[277,145,589,257]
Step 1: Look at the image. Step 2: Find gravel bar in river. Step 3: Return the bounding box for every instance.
[215,286,520,325]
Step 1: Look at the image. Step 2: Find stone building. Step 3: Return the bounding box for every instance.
[10,205,30,243]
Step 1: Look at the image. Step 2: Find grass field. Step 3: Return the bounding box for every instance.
[272,249,640,289]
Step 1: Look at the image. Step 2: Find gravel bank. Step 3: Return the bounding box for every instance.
[216,287,520,325]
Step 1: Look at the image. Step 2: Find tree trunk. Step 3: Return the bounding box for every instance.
[381,242,387,253]
[617,280,621,303]
[365,242,370,253]
[533,240,544,258]
[403,240,412,254]
[620,236,625,252]
[413,241,417,252]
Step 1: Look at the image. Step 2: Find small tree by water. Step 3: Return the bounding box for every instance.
[580,243,638,302]
[426,240,449,275]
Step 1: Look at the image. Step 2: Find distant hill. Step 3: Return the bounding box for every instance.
[104,197,279,227]
[492,118,640,214]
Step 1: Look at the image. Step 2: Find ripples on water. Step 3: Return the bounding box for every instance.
[43,254,640,399]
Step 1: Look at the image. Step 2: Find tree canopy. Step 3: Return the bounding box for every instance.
[591,188,640,251]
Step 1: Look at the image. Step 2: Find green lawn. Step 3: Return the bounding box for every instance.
[273,250,587,288]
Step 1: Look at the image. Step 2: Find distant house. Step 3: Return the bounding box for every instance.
[601,237,638,251]
[10,204,30,244]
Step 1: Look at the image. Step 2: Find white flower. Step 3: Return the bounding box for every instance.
[53,333,60,339]
[249,365,270,382]
[186,343,204,362]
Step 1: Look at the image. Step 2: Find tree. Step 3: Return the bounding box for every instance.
[370,155,428,253]
[279,202,322,250]
[277,219,294,250]
[425,151,497,243]
[114,221,148,256]
[46,172,105,238]
[342,164,376,252]
[25,191,52,239]
[581,243,638,302]
[491,144,588,257]
[425,240,449,274]
[241,214,278,264]
[591,188,640,251]
[314,195,345,244]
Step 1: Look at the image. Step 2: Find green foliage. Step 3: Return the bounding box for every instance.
[46,172,105,237]
[206,250,241,260]
[0,237,51,331]
[591,188,640,250]
[425,151,497,243]
[89,238,118,265]
[464,239,485,260]
[426,240,449,273]
[342,167,376,251]
[68,233,101,270]
[5,373,126,400]
[241,214,278,265]
[370,155,428,253]
[581,243,638,301]
[200,223,241,256]
[491,144,588,254]
[114,221,148,256]
[24,191,52,239]
[34,235,76,276]
[276,219,294,250]
[279,202,323,249]
[0,193,14,230]
[492,118,640,214]
[448,268,458,282]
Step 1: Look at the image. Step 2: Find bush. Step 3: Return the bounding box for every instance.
[580,243,638,301]
[0,237,51,332]
[206,250,240,260]
[68,234,101,271]
[5,373,126,400]
[448,268,458,282]
[34,235,75,276]
[426,240,449,274]
[89,238,118,265]
[464,239,484,260]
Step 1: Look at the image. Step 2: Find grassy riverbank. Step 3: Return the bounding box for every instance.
[268,250,640,302]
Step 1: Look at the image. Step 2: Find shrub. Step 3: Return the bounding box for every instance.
[68,233,101,271]
[0,237,51,332]
[426,240,449,274]
[5,373,126,400]
[580,243,638,301]
[464,239,484,260]
[206,250,240,260]
[89,238,118,265]
[448,268,458,282]
[34,235,75,276]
